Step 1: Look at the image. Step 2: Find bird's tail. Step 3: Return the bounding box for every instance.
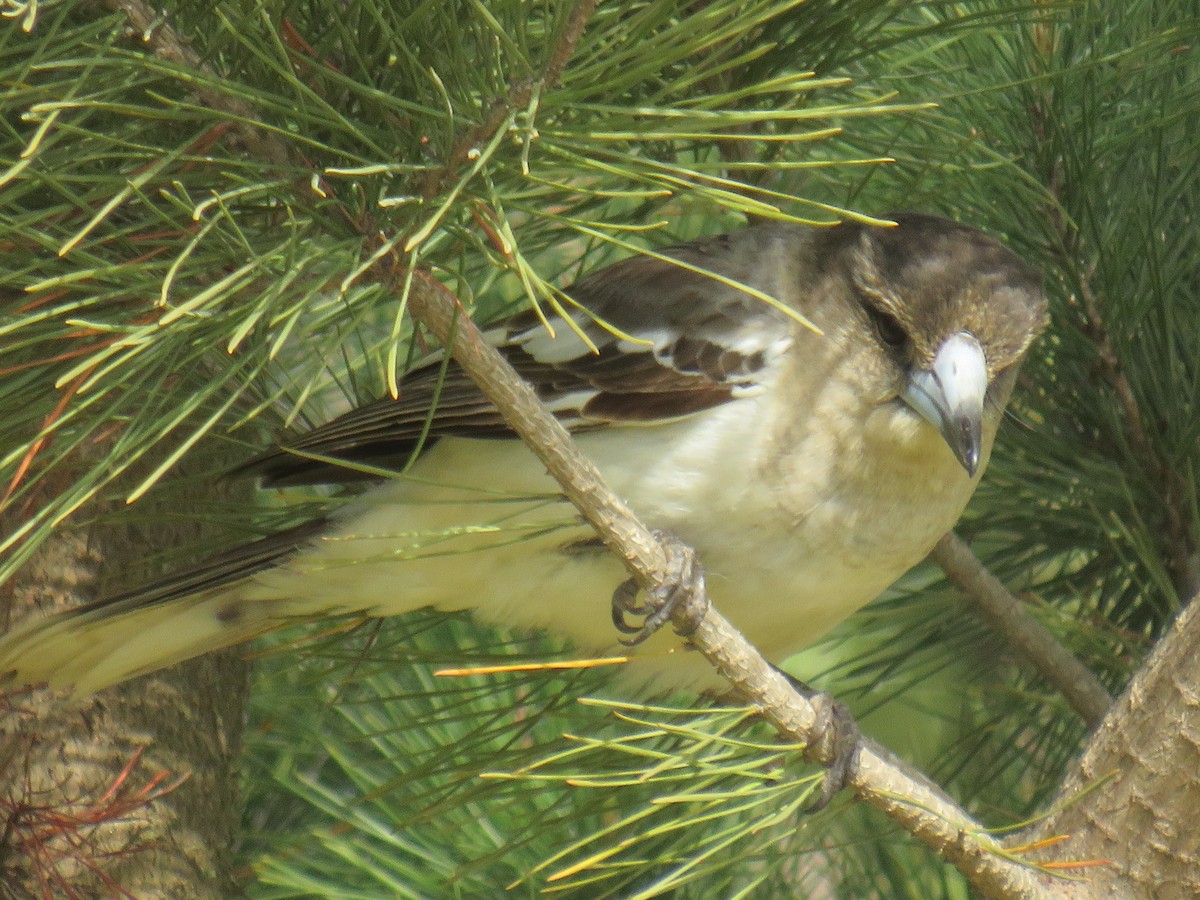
[0,520,327,695]
[0,588,284,695]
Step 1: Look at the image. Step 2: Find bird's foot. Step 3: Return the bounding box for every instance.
[611,531,708,646]
[776,669,861,813]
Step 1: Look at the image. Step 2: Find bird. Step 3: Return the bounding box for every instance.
[0,212,1047,696]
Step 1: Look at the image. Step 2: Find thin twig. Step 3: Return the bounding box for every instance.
[1076,275,1199,601]
[102,1,293,168]
[933,532,1111,728]
[1028,62,1198,603]
[420,0,597,200]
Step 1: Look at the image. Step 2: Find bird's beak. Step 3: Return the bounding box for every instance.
[901,332,988,477]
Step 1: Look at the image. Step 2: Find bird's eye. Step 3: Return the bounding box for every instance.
[866,305,908,350]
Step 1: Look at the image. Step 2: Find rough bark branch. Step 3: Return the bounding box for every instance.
[1024,592,1200,897]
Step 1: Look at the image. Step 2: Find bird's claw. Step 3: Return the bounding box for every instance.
[807,692,860,813]
[775,668,861,813]
[611,531,708,646]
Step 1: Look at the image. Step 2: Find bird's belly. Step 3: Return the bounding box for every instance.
[251,402,973,690]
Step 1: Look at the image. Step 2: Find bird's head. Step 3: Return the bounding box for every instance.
[826,213,1047,477]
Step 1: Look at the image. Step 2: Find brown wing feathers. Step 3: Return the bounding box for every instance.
[241,239,794,488]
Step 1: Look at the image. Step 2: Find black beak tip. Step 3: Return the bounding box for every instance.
[961,449,979,479]
[949,415,981,478]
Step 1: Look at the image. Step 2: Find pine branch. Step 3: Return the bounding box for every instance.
[100,0,292,168]
[420,0,597,200]
[932,532,1111,728]
[85,0,1070,893]
[402,268,1056,900]
[1023,18,1199,606]
[16,1,1195,895]
[1075,271,1199,603]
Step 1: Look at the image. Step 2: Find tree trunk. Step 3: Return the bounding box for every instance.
[1,502,247,897]
[1025,594,1200,899]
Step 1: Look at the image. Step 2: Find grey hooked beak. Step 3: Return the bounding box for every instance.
[901,332,988,477]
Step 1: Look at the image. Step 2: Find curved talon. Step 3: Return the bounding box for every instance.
[609,531,709,646]
[618,626,653,647]
[611,578,646,635]
[612,612,643,635]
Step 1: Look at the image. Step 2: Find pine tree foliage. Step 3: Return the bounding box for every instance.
[788,2,1200,891]
[1,0,1197,896]
[1,0,923,575]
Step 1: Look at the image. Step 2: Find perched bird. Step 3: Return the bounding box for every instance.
[0,213,1046,695]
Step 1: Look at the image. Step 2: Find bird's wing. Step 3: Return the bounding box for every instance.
[244,231,799,487]
[56,518,331,618]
